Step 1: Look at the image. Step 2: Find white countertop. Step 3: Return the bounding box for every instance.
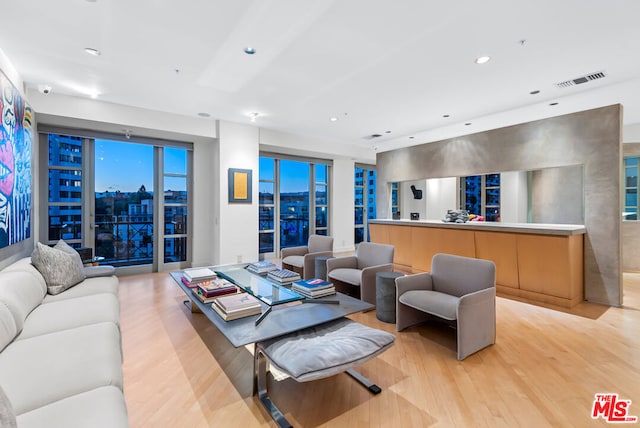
[369,219,586,236]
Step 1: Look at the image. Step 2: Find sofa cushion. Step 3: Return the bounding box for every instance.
[0,383,17,428]
[31,242,86,295]
[17,293,120,341]
[0,322,123,415]
[42,275,119,304]
[1,258,47,297]
[399,289,460,321]
[15,386,128,428]
[0,270,47,335]
[0,303,17,352]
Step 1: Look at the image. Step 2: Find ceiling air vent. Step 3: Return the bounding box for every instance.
[555,71,606,88]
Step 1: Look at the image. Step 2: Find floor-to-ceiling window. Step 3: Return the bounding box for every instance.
[258,154,331,258]
[94,140,154,266]
[163,147,189,263]
[354,164,376,244]
[460,173,501,221]
[259,157,276,254]
[624,156,639,220]
[41,130,192,272]
[314,164,329,236]
[391,182,400,218]
[45,134,83,246]
[280,159,310,249]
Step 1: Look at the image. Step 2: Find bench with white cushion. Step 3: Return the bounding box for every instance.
[254,317,395,427]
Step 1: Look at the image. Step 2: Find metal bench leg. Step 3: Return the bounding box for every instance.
[255,347,293,428]
[346,369,382,394]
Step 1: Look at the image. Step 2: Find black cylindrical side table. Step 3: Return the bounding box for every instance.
[375,271,404,323]
[314,256,334,280]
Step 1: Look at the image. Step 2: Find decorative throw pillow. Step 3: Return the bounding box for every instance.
[31,242,86,295]
[0,384,17,428]
[54,239,85,272]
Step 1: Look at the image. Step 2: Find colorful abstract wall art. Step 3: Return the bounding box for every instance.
[0,69,32,249]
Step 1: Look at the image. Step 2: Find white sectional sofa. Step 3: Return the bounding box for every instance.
[0,255,128,428]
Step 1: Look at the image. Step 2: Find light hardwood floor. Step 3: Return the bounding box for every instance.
[119,271,640,427]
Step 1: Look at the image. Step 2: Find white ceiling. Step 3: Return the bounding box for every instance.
[2,0,640,152]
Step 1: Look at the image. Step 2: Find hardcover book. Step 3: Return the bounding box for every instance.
[292,278,333,290]
[191,286,237,303]
[293,288,336,299]
[246,261,277,274]
[181,276,213,288]
[183,267,216,282]
[267,269,301,284]
[197,280,237,298]
[214,293,261,313]
[211,300,262,321]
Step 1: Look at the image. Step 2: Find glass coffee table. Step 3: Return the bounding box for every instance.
[214,266,304,306]
[170,264,373,348]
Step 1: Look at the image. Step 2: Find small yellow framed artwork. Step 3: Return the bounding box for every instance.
[228,168,252,203]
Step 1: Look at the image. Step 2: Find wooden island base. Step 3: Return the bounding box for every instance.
[369,220,585,308]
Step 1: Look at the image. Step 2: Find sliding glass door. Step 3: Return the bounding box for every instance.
[94,140,154,266]
[258,155,331,258]
[42,131,191,272]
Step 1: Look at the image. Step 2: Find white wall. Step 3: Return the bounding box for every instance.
[191,138,217,267]
[216,121,259,265]
[500,170,528,223]
[426,177,457,221]
[331,158,355,253]
[623,123,640,142]
[259,128,374,164]
[0,48,23,91]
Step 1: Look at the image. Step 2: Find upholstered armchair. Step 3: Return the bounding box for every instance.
[326,242,394,304]
[281,234,334,280]
[395,253,496,360]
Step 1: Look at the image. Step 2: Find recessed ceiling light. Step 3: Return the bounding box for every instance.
[465,122,472,126]
[409,136,415,139]
[530,90,540,95]
[475,56,491,64]
[197,112,211,118]
[84,47,101,56]
[330,117,338,122]
[248,112,260,122]
[549,102,559,106]
[244,47,256,55]
[443,114,450,118]
[385,130,391,134]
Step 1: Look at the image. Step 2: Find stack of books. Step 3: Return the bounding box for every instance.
[246,260,277,275]
[191,277,238,303]
[267,268,301,285]
[181,267,217,288]
[211,293,263,321]
[292,278,336,299]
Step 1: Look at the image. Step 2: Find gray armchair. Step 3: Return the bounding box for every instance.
[281,234,334,280]
[395,253,496,360]
[326,242,394,304]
